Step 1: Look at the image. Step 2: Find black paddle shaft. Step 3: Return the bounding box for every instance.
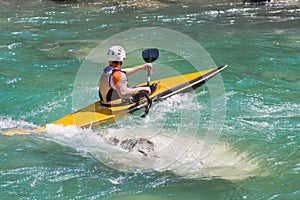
[140,48,159,118]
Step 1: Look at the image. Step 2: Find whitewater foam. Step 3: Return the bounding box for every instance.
[37,123,259,181]
[0,117,38,130]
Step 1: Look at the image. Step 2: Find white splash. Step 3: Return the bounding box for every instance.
[0,117,37,130]
[41,123,259,181]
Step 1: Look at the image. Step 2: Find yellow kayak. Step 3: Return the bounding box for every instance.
[3,65,227,135]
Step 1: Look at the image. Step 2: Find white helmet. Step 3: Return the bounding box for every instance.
[107,46,126,62]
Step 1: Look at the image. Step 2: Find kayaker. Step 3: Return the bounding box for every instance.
[99,45,152,105]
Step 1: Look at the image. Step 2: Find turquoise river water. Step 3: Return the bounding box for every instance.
[0,0,299,199]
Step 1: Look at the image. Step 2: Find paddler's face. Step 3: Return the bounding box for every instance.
[109,61,123,67]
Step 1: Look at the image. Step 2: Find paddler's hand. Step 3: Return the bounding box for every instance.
[141,63,153,74]
[137,86,151,95]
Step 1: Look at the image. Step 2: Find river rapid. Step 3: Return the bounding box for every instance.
[0,0,299,199]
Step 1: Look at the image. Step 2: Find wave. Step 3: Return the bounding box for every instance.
[24,122,258,181]
[0,117,38,130]
[0,93,260,181]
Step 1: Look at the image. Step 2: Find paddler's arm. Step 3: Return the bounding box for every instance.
[116,86,151,99]
[123,63,153,76]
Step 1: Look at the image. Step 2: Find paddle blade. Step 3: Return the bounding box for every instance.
[141,93,152,118]
[142,48,159,63]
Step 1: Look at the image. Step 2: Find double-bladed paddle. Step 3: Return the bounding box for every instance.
[142,48,159,86]
[140,48,159,118]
